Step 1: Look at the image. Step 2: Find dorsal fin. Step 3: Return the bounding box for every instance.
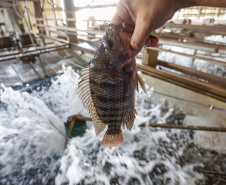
[78,66,107,136]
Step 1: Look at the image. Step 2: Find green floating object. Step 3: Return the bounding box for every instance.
[65,119,87,138]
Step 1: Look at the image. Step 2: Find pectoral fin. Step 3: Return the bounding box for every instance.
[135,76,139,92]
[136,73,147,94]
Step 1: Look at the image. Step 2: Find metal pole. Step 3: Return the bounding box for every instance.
[17,0,47,77]
[0,46,69,62]
[147,123,226,133]
[23,0,33,31]
[64,116,77,148]
[51,0,58,26]
[72,115,226,133]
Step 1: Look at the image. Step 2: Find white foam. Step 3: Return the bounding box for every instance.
[204,35,226,44]
[184,116,226,154]
[0,85,65,183]
[0,65,205,184]
[31,64,88,122]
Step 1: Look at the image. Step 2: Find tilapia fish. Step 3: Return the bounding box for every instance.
[78,24,146,148]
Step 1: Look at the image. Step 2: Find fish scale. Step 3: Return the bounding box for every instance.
[78,24,146,148]
[90,67,125,132]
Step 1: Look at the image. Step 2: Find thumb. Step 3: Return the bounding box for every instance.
[131,17,153,51]
[111,13,124,24]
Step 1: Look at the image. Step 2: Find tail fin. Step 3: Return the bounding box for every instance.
[101,129,123,148]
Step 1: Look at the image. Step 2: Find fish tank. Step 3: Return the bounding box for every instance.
[0,64,225,185]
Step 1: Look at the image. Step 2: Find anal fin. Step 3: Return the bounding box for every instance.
[136,73,147,94]
[93,119,107,136]
[101,129,123,148]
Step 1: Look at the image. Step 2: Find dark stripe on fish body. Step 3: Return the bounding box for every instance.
[99,116,122,123]
[96,95,122,104]
[107,123,121,134]
[103,119,122,124]
[90,67,103,73]
[95,105,121,112]
[90,90,122,104]
[97,112,120,118]
[90,79,123,89]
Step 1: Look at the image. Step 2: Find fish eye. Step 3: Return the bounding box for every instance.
[107,40,113,47]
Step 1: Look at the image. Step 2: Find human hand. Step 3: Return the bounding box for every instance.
[111,0,181,55]
[111,0,226,56]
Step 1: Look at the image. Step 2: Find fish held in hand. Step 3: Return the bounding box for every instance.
[78,24,146,148]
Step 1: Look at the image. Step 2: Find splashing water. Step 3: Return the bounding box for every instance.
[0,65,205,185]
[0,86,65,184]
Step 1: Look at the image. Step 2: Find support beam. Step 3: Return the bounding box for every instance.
[148,47,226,66]
[35,23,104,34]
[64,0,77,43]
[163,22,226,34]
[142,48,158,67]
[0,45,69,62]
[137,64,226,102]
[158,38,219,53]
[157,60,226,88]
[43,3,117,12]
[35,23,226,54]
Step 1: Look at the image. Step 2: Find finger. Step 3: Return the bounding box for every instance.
[111,13,124,24]
[130,16,152,51]
[132,35,158,57]
[123,23,135,33]
[111,1,135,25]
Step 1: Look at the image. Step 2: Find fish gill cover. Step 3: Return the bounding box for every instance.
[1,65,223,185]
